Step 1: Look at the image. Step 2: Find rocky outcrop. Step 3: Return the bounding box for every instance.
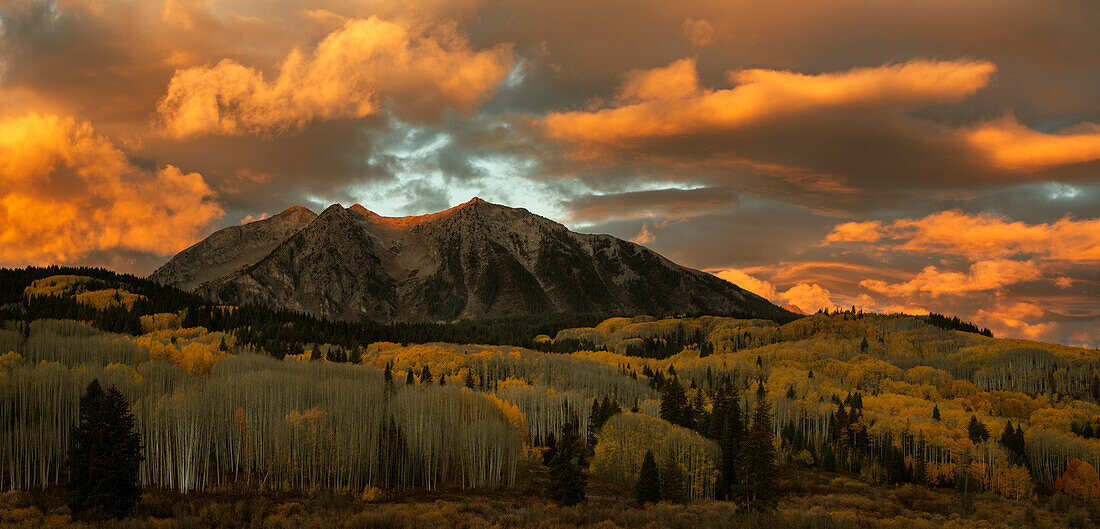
[153,198,797,323]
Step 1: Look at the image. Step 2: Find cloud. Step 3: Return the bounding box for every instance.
[779,283,835,313]
[711,268,836,313]
[0,113,223,265]
[966,116,1100,170]
[156,16,513,138]
[240,212,269,224]
[860,259,1041,298]
[617,58,701,103]
[543,58,995,149]
[712,269,777,301]
[825,220,883,243]
[826,210,1100,263]
[629,223,655,244]
[681,18,714,48]
[565,186,738,224]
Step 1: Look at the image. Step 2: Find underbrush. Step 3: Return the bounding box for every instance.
[1,469,1095,529]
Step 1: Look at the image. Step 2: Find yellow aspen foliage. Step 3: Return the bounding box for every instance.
[140,313,182,332]
[484,393,529,437]
[591,412,720,499]
[72,289,145,310]
[0,351,23,371]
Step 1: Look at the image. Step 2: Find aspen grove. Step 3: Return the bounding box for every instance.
[1,274,1099,508]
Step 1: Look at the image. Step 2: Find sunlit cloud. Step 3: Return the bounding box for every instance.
[826,210,1100,263]
[565,186,737,224]
[860,259,1042,298]
[966,116,1100,170]
[712,268,836,313]
[543,58,995,150]
[157,16,513,138]
[712,268,778,301]
[0,113,223,264]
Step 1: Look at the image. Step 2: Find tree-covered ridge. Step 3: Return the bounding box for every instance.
[1,270,1099,512]
[0,267,615,354]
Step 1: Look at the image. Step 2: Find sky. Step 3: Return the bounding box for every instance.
[1,1,1098,347]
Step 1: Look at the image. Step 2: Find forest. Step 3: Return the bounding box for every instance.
[0,270,1098,528]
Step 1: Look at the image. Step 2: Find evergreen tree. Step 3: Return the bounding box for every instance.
[707,380,744,499]
[932,404,941,421]
[383,361,393,385]
[420,365,433,384]
[914,433,928,485]
[742,383,778,511]
[1000,420,1019,462]
[660,456,685,503]
[588,398,602,447]
[1013,424,1027,464]
[464,371,476,388]
[967,415,990,444]
[67,379,143,521]
[542,432,558,466]
[635,450,661,504]
[405,370,415,385]
[545,425,587,506]
[660,377,691,428]
[822,444,837,472]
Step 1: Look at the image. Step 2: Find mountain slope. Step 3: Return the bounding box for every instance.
[153,198,796,323]
[150,206,317,290]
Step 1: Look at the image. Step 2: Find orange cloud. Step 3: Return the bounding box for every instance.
[711,268,834,312]
[966,116,1100,170]
[543,58,996,149]
[156,17,513,138]
[712,269,778,301]
[681,18,715,47]
[629,223,655,244]
[825,220,883,243]
[860,259,1041,298]
[828,210,1100,263]
[618,58,701,103]
[779,283,835,313]
[976,301,1052,340]
[0,113,223,265]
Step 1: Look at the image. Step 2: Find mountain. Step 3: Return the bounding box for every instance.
[151,198,796,323]
[150,206,317,290]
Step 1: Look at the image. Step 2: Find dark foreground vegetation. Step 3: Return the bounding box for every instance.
[0,466,1093,529]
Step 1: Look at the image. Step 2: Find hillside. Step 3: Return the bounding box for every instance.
[1,272,1098,527]
[151,199,796,323]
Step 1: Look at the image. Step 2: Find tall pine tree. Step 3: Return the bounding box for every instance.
[546,425,587,506]
[67,379,143,521]
[742,382,778,511]
[635,450,661,504]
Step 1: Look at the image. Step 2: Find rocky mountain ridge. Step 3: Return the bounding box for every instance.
[152,198,797,323]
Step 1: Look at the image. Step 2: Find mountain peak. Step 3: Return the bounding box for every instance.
[155,199,797,323]
[278,205,315,216]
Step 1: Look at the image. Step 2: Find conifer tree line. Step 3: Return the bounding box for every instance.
[0,267,618,355]
[648,369,779,508]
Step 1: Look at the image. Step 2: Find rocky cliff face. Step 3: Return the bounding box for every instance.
[152,198,796,323]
